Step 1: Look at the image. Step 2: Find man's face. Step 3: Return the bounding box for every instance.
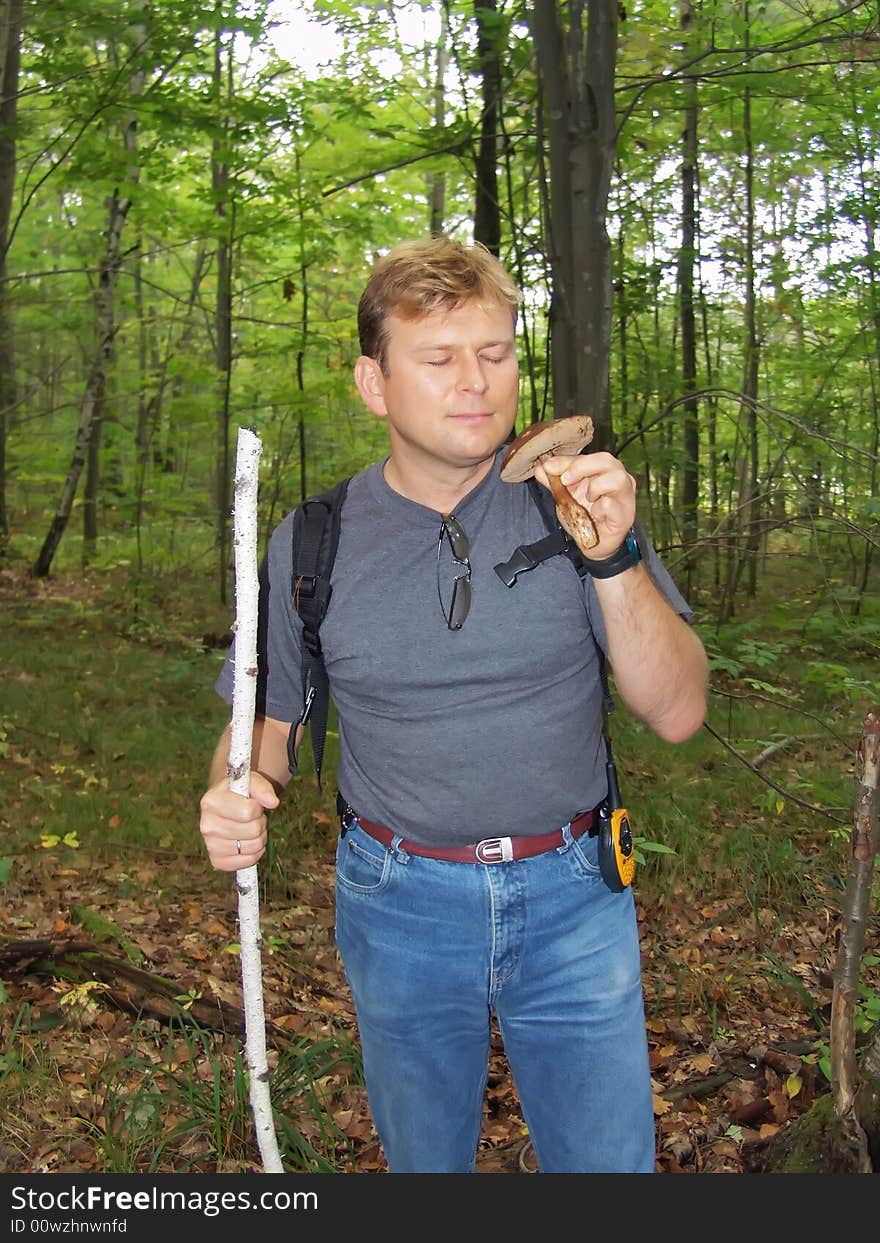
[355,298,519,474]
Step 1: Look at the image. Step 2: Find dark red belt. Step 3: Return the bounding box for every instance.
[346,808,595,865]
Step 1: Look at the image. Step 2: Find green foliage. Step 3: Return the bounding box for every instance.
[77,1021,359,1173]
[803,662,875,703]
[0,0,876,608]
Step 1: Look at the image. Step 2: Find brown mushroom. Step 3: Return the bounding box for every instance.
[499,415,599,554]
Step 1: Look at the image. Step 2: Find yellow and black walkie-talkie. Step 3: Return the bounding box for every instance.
[596,738,636,893]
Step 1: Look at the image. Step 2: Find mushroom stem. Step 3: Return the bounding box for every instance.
[543,464,572,509]
[536,452,599,549]
[498,415,599,554]
[538,452,599,554]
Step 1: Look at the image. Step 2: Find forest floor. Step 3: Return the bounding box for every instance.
[0,563,876,1175]
[1,830,846,1175]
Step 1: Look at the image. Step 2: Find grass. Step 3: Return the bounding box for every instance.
[0,544,873,912]
[0,541,877,1172]
[0,562,350,1173]
[0,1000,360,1173]
[614,547,877,911]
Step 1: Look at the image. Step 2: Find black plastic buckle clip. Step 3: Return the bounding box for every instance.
[493,529,570,588]
[493,544,539,587]
[294,573,318,599]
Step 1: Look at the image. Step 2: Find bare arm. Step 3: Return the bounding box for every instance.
[537,453,708,744]
[200,714,292,871]
[593,565,707,742]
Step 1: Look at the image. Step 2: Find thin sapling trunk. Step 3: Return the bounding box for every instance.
[830,708,880,1172]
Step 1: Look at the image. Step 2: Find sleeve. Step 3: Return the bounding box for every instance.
[584,525,694,655]
[214,510,304,722]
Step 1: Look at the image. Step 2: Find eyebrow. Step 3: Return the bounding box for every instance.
[411,339,514,352]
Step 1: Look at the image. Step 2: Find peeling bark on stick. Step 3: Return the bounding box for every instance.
[228,426,284,1173]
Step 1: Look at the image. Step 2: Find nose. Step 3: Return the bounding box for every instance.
[456,352,489,394]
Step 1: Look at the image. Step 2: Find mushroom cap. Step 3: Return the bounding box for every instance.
[499,415,595,482]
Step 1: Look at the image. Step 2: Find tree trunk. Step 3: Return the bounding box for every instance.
[718,54,760,621]
[739,67,761,599]
[213,19,233,606]
[0,0,22,556]
[678,0,699,595]
[128,4,149,468]
[698,284,720,588]
[295,147,308,502]
[531,0,618,447]
[473,0,501,256]
[32,192,132,577]
[848,75,879,617]
[500,105,539,424]
[758,713,880,1174]
[830,710,880,1171]
[428,11,447,238]
[81,375,105,562]
[84,5,146,566]
[133,248,207,571]
[615,212,628,437]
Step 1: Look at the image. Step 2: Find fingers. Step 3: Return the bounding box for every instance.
[241,770,281,810]
[199,775,275,872]
[538,452,636,554]
[213,831,268,873]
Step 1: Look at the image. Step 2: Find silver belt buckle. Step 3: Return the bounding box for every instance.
[474,836,514,864]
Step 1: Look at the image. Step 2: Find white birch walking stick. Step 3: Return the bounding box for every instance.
[227,426,284,1173]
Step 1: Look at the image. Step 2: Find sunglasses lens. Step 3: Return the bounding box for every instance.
[448,575,472,630]
[438,514,472,630]
[445,519,469,561]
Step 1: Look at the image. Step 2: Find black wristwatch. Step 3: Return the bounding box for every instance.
[583,527,642,579]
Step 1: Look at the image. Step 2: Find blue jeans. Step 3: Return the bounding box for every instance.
[334,819,655,1173]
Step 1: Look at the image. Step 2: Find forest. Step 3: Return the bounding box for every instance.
[0,0,878,1179]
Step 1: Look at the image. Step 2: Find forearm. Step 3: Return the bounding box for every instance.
[208,715,293,792]
[595,564,708,743]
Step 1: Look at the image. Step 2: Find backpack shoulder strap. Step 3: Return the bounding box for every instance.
[287,476,351,790]
[496,476,649,586]
[493,477,588,587]
[496,477,624,715]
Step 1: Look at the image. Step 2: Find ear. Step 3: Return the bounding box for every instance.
[354,356,388,418]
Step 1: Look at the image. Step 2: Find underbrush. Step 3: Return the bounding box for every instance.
[0,1001,361,1173]
[0,555,877,1173]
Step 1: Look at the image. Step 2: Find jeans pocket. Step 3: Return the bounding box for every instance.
[335,828,393,894]
[565,830,602,880]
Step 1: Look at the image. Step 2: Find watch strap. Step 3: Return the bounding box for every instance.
[584,528,643,579]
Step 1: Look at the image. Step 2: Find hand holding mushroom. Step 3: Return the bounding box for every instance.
[500,416,637,561]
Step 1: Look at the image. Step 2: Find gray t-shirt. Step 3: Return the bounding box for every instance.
[215,452,691,847]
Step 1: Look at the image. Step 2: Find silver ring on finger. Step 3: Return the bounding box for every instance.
[235,840,242,855]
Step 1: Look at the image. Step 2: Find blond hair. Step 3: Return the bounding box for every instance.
[358,237,520,371]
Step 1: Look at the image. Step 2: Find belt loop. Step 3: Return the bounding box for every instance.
[390,833,410,864]
[557,822,574,853]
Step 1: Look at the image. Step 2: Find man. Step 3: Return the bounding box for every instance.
[199,237,708,1173]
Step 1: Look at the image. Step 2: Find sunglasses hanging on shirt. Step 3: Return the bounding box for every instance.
[437,515,472,630]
